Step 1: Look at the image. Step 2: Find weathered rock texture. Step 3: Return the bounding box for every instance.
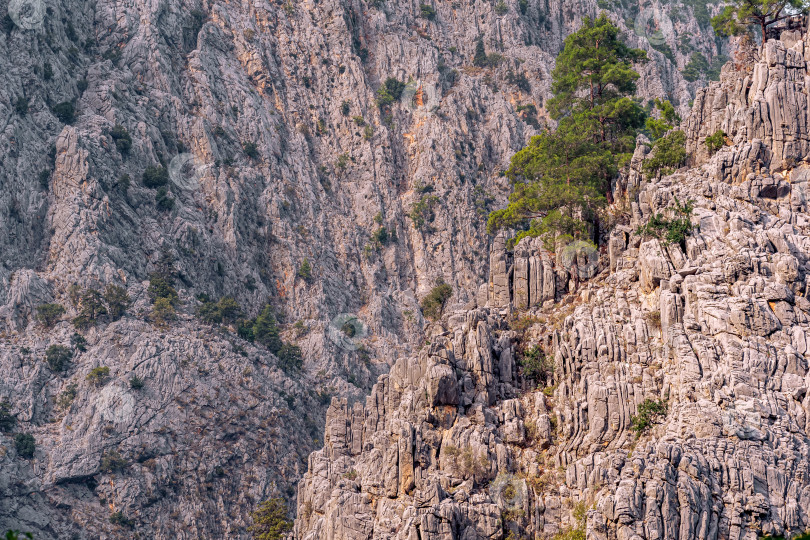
[295,29,810,540]
[0,0,724,536]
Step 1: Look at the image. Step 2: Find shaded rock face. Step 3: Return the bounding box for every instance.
[0,0,722,536]
[295,32,810,540]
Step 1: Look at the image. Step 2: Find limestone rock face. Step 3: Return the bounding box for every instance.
[296,31,810,540]
[0,0,726,535]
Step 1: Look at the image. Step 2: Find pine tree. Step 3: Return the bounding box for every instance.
[488,14,647,246]
[712,0,810,42]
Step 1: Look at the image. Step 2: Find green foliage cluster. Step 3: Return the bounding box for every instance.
[0,400,16,431]
[111,124,132,156]
[644,99,680,140]
[143,165,169,188]
[473,38,503,67]
[148,272,179,327]
[552,502,587,540]
[277,343,303,372]
[630,398,668,434]
[36,303,65,328]
[4,530,33,540]
[100,450,128,473]
[705,129,726,155]
[129,375,145,389]
[637,198,694,246]
[682,52,728,82]
[156,186,175,211]
[712,0,809,42]
[409,194,439,231]
[14,433,35,459]
[420,281,453,320]
[298,259,313,282]
[488,15,647,247]
[520,345,554,386]
[72,287,107,329]
[340,100,351,116]
[68,284,130,328]
[243,141,259,159]
[52,102,75,124]
[57,384,78,409]
[45,345,73,372]
[104,284,131,320]
[249,498,293,540]
[14,97,29,116]
[86,366,111,386]
[376,77,406,107]
[109,511,134,528]
[419,3,437,19]
[197,295,242,325]
[642,130,687,178]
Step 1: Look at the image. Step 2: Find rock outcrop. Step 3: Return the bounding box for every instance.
[295,29,810,540]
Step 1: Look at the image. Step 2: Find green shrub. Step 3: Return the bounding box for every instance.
[277,343,303,372]
[473,38,502,67]
[36,303,65,328]
[109,512,134,528]
[110,125,132,156]
[340,100,351,116]
[57,384,78,409]
[352,116,366,126]
[152,298,176,327]
[254,305,282,353]
[86,366,110,386]
[297,259,313,282]
[71,332,87,352]
[14,433,35,459]
[104,284,131,320]
[409,194,439,231]
[630,398,668,434]
[100,450,128,472]
[38,170,51,190]
[495,1,508,15]
[45,345,72,372]
[143,165,169,188]
[520,345,553,386]
[156,186,175,210]
[376,77,406,107]
[0,400,16,431]
[197,296,242,325]
[705,129,726,155]
[336,153,349,170]
[129,375,144,389]
[420,281,453,320]
[237,319,255,341]
[419,3,436,19]
[74,288,107,329]
[642,130,686,177]
[14,97,29,116]
[4,530,33,539]
[243,141,259,159]
[249,498,293,540]
[147,275,178,305]
[52,102,76,124]
[637,198,694,246]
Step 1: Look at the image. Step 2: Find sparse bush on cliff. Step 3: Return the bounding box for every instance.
[143,165,169,188]
[705,129,726,155]
[152,298,176,327]
[86,366,110,386]
[155,186,175,210]
[148,275,178,305]
[642,130,686,177]
[630,398,668,434]
[420,280,453,320]
[253,305,282,354]
[45,345,72,372]
[14,433,35,459]
[277,343,303,373]
[409,194,439,231]
[104,284,131,320]
[249,498,292,540]
[111,124,132,156]
[36,303,65,328]
[0,400,17,431]
[52,102,75,124]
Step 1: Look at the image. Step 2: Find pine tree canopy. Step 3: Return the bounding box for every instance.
[488,14,647,247]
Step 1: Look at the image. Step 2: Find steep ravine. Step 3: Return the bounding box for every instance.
[0,0,724,536]
[295,29,810,540]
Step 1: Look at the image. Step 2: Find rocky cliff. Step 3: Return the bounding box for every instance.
[0,0,724,536]
[295,29,810,540]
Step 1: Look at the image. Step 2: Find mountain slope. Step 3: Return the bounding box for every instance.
[295,28,810,540]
